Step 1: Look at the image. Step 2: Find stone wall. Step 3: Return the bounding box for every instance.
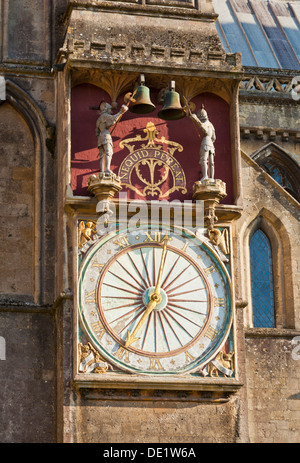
[237,153,300,330]
[0,0,60,443]
[233,152,300,443]
[0,310,55,443]
[73,397,240,443]
[0,103,35,299]
[240,100,300,161]
[245,333,300,443]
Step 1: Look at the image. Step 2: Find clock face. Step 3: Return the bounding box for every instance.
[78,225,232,375]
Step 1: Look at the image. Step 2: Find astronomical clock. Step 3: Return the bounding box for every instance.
[78,224,233,375]
[73,77,239,395]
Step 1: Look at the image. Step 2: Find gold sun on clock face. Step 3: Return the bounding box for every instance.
[78,225,232,375]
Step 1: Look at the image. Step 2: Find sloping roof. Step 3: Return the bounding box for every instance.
[213,0,300,70]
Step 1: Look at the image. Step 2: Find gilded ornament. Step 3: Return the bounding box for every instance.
[208,228,230,256]
[78,342,112,374]
[118,122,187,199]
[207,351,234,377]
[78,221,97,248]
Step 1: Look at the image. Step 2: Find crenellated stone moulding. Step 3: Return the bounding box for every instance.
[60,1,243,77]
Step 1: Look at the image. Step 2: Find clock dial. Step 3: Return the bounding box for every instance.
[78,225,232,375]
[98,242,212,356]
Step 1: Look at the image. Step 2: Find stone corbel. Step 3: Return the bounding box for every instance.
[87,172,122,223]
[193,178,227,230]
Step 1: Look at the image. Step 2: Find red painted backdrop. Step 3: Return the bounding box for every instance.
[71,83,234,203]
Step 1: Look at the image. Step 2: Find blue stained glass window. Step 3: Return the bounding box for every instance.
[270,167,283,185]
[250,229,275,328]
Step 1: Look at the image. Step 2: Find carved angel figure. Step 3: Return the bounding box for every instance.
[78,221,97,248]
[195,227,229,263]
[208,228,229,256]
[78,342,112,374]
[208,351,234,377]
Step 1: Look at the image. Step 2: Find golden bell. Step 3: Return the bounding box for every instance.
[128,83,156,115]
[158,82,186,121]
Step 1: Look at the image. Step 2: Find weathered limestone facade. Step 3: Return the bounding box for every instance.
[0,0,299,443]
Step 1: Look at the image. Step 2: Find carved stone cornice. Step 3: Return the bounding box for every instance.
[64,0,218,22]
[239,72,299,105]
[239,91,298,106]
[73,374,243,395]
[240,126,300,144]
[62,3,243,77]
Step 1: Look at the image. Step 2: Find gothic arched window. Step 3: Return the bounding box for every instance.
[250,229,276,328]
[263,160,298,201]
[252,143,300,202]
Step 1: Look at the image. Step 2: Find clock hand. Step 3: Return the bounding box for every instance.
[124,295,158,348]
[124,240,168,348]
[153,238,168,298]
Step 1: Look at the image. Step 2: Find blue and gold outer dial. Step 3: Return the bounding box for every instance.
[78,225,232,375]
